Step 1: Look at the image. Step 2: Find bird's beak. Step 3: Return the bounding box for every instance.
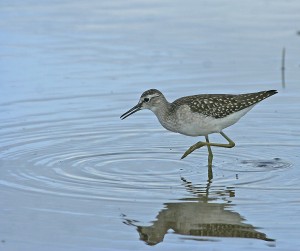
[120,103,141,120]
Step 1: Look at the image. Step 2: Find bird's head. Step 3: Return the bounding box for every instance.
[120,89,164,119]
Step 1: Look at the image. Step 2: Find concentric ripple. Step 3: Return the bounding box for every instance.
[1,92,299,205]
[0,134,196,202]
[0,94,202,203]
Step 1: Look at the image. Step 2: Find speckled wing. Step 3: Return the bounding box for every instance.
[172,90,277,119]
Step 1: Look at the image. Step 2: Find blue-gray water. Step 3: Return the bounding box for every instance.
[1,1,300,250]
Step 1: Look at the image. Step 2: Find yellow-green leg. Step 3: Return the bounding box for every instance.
[205,135,213,180]
[181,131,235,159]
[205,135,213,167]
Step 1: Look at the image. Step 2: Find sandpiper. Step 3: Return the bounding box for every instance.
[120,89,277,166]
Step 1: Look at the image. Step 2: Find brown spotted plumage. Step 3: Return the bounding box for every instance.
[172,90,277,119]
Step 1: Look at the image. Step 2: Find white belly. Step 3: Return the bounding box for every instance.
[173,105,255,136]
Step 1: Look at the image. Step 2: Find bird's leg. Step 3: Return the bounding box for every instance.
[205,135,213,165]
[181,131,235,159]
[218,131,236,148]
[181,141,206,159]
[205,135,213,180]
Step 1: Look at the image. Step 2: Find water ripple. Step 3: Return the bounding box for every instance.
[0,93,299,205]
[0,95,199,202]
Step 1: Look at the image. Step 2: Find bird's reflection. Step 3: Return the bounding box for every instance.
[122,177,274,245]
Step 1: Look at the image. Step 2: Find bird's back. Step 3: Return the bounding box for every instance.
[172,90,277,119]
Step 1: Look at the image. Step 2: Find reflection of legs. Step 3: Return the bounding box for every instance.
[181,131,235,159]
[181,176,212,198]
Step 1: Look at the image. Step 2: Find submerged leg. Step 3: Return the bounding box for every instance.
[205,135,213,180]
[181,131,235,159]
[205,135,213,167]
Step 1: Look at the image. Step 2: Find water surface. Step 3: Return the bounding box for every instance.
[1,0,300,250]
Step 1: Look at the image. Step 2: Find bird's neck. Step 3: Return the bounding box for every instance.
[150,98,177,132]
[150,97,171,119]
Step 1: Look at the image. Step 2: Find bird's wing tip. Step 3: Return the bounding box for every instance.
[267,90,278,95]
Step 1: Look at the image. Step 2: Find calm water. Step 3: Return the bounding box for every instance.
[1,0,300,250]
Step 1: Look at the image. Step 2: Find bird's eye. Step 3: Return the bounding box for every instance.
[144,97,150,102]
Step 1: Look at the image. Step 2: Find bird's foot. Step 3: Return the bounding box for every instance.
[181,141,207,159]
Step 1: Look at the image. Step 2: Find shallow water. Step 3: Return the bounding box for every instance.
[1,0,300,250]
